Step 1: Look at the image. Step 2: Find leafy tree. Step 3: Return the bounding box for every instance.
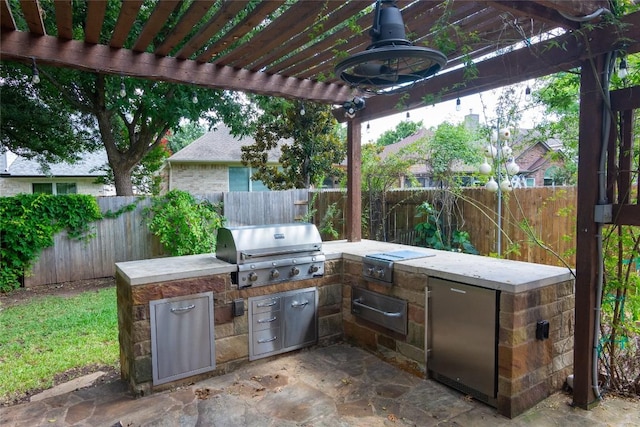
[410,121,481,249]
[375,120,423,146]
[0,1,250,195]
[166,121,207,154]
[0,69,100,163]
[241,97,346,189]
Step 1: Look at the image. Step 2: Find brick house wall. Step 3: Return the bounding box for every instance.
[0,177,109,196]
[166,164,229,193]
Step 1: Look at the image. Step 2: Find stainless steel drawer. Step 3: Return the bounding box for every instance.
[252,312,281,332]
[251,296,282,314]
[252,327,282,356]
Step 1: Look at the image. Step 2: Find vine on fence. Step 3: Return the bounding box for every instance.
[0,194,103,292]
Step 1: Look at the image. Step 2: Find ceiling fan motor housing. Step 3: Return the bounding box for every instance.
[370,1,412,48]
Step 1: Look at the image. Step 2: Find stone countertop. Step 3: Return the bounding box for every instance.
[117,240,574,292]
[324,240,575,293]
[116,254,235,286]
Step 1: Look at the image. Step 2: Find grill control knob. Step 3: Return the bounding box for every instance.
[367,267,375,276]
[376,268,386,279]
[270,269,280,279]
[309,264,319,274]
[290,266,300,277]
[248,272,258,282]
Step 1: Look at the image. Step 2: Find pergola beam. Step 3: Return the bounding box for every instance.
[0,32,353,104]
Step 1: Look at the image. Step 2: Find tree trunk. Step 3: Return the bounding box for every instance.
[112,164,135,196]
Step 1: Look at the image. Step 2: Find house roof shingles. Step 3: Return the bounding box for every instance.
[5,150,108,177]
[168,125,286,164]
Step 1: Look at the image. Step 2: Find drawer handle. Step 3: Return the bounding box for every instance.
[290,300,309,308]
[352,298,402,318]
[257,300,277,308]
[170,304,196,313]
[257,336,277,343]
[257,316,277,323]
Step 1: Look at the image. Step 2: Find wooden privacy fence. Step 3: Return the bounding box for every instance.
[22,187,575,286]
[23,190,309,286]
[310,187,578,268]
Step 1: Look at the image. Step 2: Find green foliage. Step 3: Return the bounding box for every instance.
[0,194,102,292]
[0,287,118,403]
[302,192,342,240]
[375,120,423,146]
[0,63,101,163]
[166,121,206,154]
[422,121,482,185]
[241,98,346,189]
[142,190,225,256]
[599,226,640,394]
[413,201,478,254]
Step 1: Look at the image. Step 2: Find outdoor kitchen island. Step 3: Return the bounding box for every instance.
[116,239,574,419]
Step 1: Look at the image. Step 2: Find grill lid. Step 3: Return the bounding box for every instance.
[216,223,322,264]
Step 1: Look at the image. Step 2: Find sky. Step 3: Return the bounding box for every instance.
[360,81,544,144]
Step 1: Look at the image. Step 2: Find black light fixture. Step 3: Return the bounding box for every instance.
[31,58,40,84]
[342,96,366,118]
[455,97,461,111]
[334,0,447,94]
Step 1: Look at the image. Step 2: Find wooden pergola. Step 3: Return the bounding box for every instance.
[1,0,639,409]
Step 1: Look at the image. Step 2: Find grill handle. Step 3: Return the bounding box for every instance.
[352,298,402,318]
[241,245,320,259]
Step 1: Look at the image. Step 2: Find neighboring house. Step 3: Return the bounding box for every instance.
[0,149,113,196]
[161,125,286,193]
[378,117,567,189]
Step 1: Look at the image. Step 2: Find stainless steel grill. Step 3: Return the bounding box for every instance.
[216,223,325,288]
[363,249,435,284]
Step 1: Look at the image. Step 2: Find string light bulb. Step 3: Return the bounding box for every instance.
[618,57,628,79]
[300,106,305,116]
[456,97,461,111]
[31,58,40,84]
[406,111,410,119]
[119,78,126,98]
[191,92,198,104]
[525,86,532,102]
[366,122,370,132]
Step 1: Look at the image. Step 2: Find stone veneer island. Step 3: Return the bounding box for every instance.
[116,240,574,418]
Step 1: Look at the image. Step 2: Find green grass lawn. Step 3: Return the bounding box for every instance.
[0,287,119,404]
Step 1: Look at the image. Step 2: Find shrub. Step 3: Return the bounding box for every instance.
[142,190,225,256]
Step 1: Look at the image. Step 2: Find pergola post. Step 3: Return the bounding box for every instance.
[573,54,606,409]
[346,119,362,242]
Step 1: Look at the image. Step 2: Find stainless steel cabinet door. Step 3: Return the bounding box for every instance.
[150,292,215,385]
[284,289,317,348]
[428,278,497,401]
